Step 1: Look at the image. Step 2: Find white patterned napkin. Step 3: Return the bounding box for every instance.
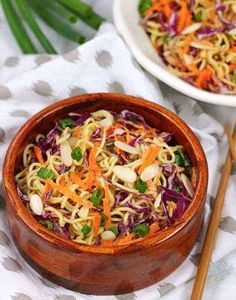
[0,26,236,300]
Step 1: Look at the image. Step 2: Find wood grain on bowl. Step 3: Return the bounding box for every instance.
[2,93,208,295]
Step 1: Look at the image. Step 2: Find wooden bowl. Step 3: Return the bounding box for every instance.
[2,93,208,295]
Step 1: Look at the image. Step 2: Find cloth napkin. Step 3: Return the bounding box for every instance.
[0,24,236,300]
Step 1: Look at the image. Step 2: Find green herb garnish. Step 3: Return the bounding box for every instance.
[109,226,119,236]
[37,167,55,179]
[135,179,147,193]
[193,10,202,22]
[138,0,153,15]
[174,150,191,167]
[58,117,74,129]
[81,224,91,235]
[91,188,104,207]
[134,224,150,237]
[71,146,83,161]
[100,212,107,226]
[39,220,53,230]
[173,184,181,192]
[106,141,115,147]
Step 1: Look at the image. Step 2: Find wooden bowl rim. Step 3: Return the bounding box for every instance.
[2,93,208,254]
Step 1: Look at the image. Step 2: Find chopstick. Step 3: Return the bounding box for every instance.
[190,124,236,300]
[224,124,236,166]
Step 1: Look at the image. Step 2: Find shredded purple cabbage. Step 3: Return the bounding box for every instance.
[162,163,175,176]
[128,134,142,146]
[120,110,151,129]
[124,202,150,214]
[16,184,29,204]
[197,26,225,39]
[69,112,91,126]
[91,127,102,141]
[107,128,126,139]
[114,190,129,207]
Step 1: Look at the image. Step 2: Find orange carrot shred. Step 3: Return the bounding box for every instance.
[70,172,87,190]
[34,145,44,165]
[46,179,93,208]
[138,146,160,174]
[92,214,102,237]
[72,127,81,137]
[89,143,101,175]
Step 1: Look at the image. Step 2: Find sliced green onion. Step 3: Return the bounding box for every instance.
[1,0,37,53]
[58,0,93,18]
[135,179,147,193]
[134,224,150,237]
[100,212,107,226]
[81,224,91,235]
[106,141,115,147]
[71,146,83,161]
[91,188,104,207]
[15,0,56,54]
[28,0,86,44]
[174,150,191,167]
[194,11,202,22]
[59,117,74,129]
[37,167,55,179]
[173,184,181,192]
[109,226,119,236]
[39,0,77,23]
[39,220,54,230]
[138,0,153,15]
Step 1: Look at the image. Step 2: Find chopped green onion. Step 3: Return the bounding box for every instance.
[81,224,91,235]
[28,0,86,44]
[75,10,104,30]
[193,11,202,22]
[138,0,153,15]
[173,184,181,192]
[59,117,74,129]
[135,179,147,193]
[1,0,37,53]
[39,0,77,23]
[91,188,104,207]
[71,146,83,161]
[106,141,115,147]
[174,150,191,167]
[134,224,150,237]
[109,226,119,236]
[37,167,55,179]
[100,212,107,226]
[58,0,92,18]
[15,0,56,54]
[39,220,54,230]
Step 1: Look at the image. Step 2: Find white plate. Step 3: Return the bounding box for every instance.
[113,0,236,107]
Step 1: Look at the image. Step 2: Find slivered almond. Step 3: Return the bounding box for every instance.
[113,166,137,183]
[78,206,89,219]
[114,141,138,154]
[140,163,159,182]
[30,194,43,216]
[60,141,72,167]
[154,193,162,209]
[181,173,194,198]
[101,230,116,241]
[228,28,236,36]
[190,41,214,50]
[92,110,114,128]
[183,54,193,65]
[182,23,201,35]
[100,117,113,127]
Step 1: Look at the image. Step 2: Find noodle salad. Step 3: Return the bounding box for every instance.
[15,109,194,246]
[139,0,236,94]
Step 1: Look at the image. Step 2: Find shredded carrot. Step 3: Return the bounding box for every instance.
[147,223,160,237]
[195,66,213,88]
[103,185,112,229]
[116,233,136,245]
[89,143,101,175]
[72,127,80,137]
[46,179,93,208]
[34,145,44,165]
[59,176,66,186]
[42,183,51,202]
[102,240,113,247]
[229,64,236,71]
[92,214,101,237]
[138,145,161,174]
[70,172,87,190]
[177,1,192,33]
[85,171,94,190]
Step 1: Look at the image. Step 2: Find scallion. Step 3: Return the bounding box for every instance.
[37,167,55,179]
[39,220,54,230]
[91,188,104,207]
[135,179,147,193]
[71,146,83,161]
[134,224,150,237]
[58,0,93,18]
[109,226,119,236]
[106,141,115,147]
[59,117,74,129]
[138,0,153,15]
[81,224,91,235]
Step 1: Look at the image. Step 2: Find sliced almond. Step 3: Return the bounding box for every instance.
[232,4,236,13]
[190,41,214,50]
[140,163,159,182]
[154,193,162,209]
[30,194,43,216]
[113,166,137,183]
[68,136,78,148]
[92,110,114,128]
[101,230,116,241]
[113,128,126,136]
[114,141,138,154]
[228,28,236,36]
[182,23,201,35]
[78,206,89,219]
[183,54,193,65]
[181,173,194,198]
[60,141,72,167]
[100,117,113,127]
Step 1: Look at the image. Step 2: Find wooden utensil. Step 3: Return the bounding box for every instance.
[191,125,236,300]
